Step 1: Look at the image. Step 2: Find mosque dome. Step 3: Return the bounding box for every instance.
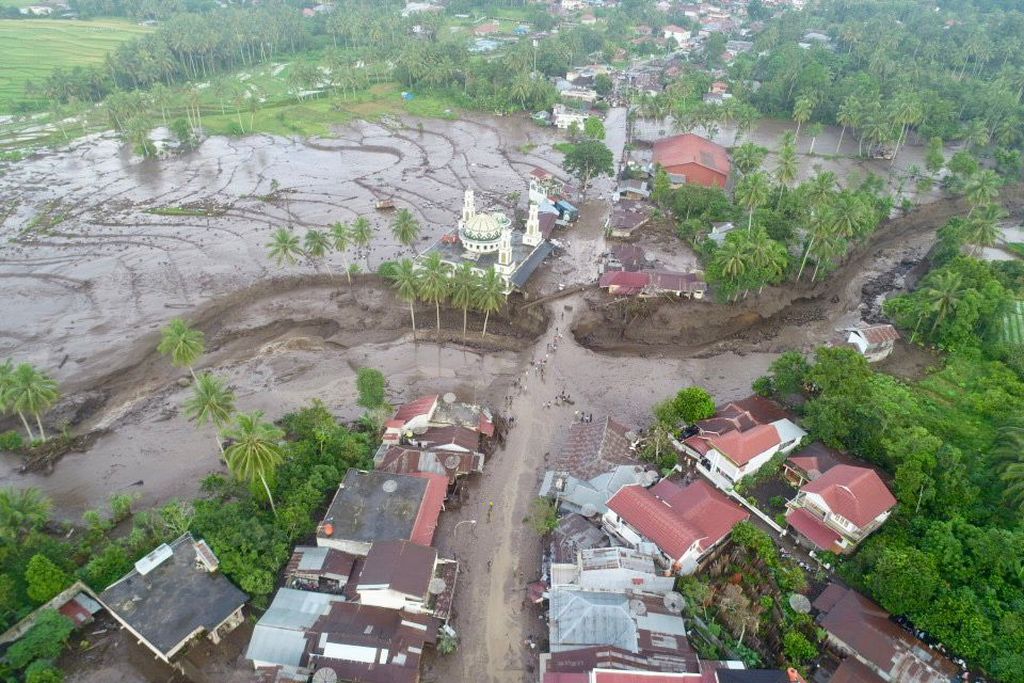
[463,212,503,241]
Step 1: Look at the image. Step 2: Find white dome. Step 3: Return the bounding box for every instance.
[463,212,502,241]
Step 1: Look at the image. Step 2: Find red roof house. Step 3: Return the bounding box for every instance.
[653,134,731,188]
[786,465,896,554]
[603,479,748,573]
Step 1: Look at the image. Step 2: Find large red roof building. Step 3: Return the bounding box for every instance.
[652,134,731,188]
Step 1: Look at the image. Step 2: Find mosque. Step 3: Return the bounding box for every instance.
[417,189,555,294]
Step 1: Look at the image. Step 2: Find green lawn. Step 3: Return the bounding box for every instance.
[0,18,152,112]
[1003,300,1024,346]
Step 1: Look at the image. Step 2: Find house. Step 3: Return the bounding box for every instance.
[707,221,736,244]
[840,324,900,362]
[813,584,960,683]
[412,424,482,452]
[616,179,651,200]
[98,534,247,662]
[786,465,896,554]
[546,588,698,667]
[681,396,806,483]
[605,243,648,271]
[552,513,611,564]
[530,166,564,204]
[599,270,707,299]
[375,445,484,491]
[356,540,458,620]
[550,546,675,595]
[248,596,440,683]
[553,103,590,129]
[383,394,440,442]
[284,546,359,594]
[382,392,494,445]
[652,134,731,188]
[540,463,653,517]
[563,87,600,103]
[473,21,500,35]
[663,24,689,43]
[782,441,845,487]
[551,417,638,481]
[603,479,749,574]
[317,469,447,555]
[605,200,652,238]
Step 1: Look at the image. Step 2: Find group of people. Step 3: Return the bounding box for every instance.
[575,411,594,423]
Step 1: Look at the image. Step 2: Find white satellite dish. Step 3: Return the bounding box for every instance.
[429,577,448,595]
[641,470,660,487]
[789,593,812,614]
[312,668,338,683]
[444,454,462,469]
[580,502,598,518]
[382,479,398,493]
[443,392,457,404]
[663,591,685,613]
[629,598,647,617]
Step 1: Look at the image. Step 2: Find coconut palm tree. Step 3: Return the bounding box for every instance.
[734,171,770,232]
[450,262,478,340]
[993,418,1024,511]
[222,411,285,516]
[184,372,236,457]
[0,487,52,541]
[796,215,831,281]
[387,258,420,337]
[774,133,798,200]
[836,96,859,153]
[713,239,748,300]
[476,268,506,338]
[745,230,788,294]
[158,318,205,380]
[964,170,1001,214]
[731,142,767,176]
[922,270,964,335]
[8,364,59,442]
[392,209,421,254]
[0,359,19,437]
[351,217,374,267]
[267,228,304,267]
[304,228,335,277]
[964,203,1006,256]
[792,95,814,141]
[328,222,353,284]
[417,252,450,340]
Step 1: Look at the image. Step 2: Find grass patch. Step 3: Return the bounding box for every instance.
[1003,300,1024,346]
[1005,242,1024,259]
[0,18,153,112]
[145,205,225,217]
[553,141,575,154]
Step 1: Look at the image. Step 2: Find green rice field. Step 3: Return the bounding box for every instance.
[0,19,152,112]
[1004,300,1024,345]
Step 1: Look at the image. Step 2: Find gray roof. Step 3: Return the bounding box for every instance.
[99,533,248,658]
[319,469,427,545]
[552,513,610,564]
[510,241,555,289]
[548,589,639,652]
[245,588,346,667]
[297,546,329,571]
[540,465,647,516]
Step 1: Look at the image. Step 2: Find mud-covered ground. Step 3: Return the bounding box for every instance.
[0,110,1005,682]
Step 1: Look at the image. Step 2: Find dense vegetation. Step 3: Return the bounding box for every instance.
[756,212,1024,680]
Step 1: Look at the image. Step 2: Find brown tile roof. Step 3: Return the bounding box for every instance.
[830,658,885,683]
[786,442,844,481]
[606,479,748,561]
[858,324,900,346]
[726,395,795,424]
[785,507,843,553]
[376,446,482,483]
[393,395,438,423]
[653,133,730,176]
[814,584,959,683]
[409,473,447,546]
[414,425,480,452]
[358,540,436,598]
[802,465,896,527]
[555,417,637,480]
[649,270,705,294]
[706,423,781,466]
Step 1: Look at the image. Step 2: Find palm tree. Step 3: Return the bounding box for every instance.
[836,96,859,154]
[222,411,285,515]
[0,359,20,438]
[774,133,798,199]
[351,217,374,267]
[450,263,478,340]
[304,228,335,277]
[184,372,236,457]
[8,364,59,442]
[476,268,506,338]
[792,95,814,141]
[714,239,748,295]
[993,418,1024,511]
[0,487,52,541]
[922,270,964,335]
[796,215,831,281]
[731,142,767,176]
[964,203,1006,256]
[734,171,770,231]
[392,208,421,254]
[745,230,788,294]
[387,259,420,337]
[267,228,304,267]
[964,170,1001,214]
[158,318,205,380]
[418,252,450,340]
[328,222,352,284]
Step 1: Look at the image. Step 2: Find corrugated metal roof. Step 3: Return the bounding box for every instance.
[297,547,329,571]
[247,624,310,667]
[258,588,343,630]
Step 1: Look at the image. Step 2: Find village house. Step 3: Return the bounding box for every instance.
[562,86,600,103]
[283,546,359,595]
[375,445,484,492]
[540,463,654,517]
[652,133,731,188]
[813,584,960,682]
[707,221,737,245]
[98,533,247,663]
[355,540,458,620]
[680,396,807,484]
[599,270,707,299]
[603,243,649,272]
[786,465,896,554]
[616,178,651,201]
[551,513,612,565]
[782,441,846,487]
[473,21,500,35]
[417,188,554,294]
[605,200,652,238]
[663,24,689,43]
[550,546,675,595]
[603,479,749,574]
[550,416,639,481]
[316,469,447,555]
[838,323,900,362]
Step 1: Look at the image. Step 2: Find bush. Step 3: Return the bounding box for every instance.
[783,629,818,665]
[0,430,24,452]
[355,368,387,410]
[109,493,139,523]
[25,660,65,683]
[6,610,74,670]
[528,498,559,534]
[25,555,71,605]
